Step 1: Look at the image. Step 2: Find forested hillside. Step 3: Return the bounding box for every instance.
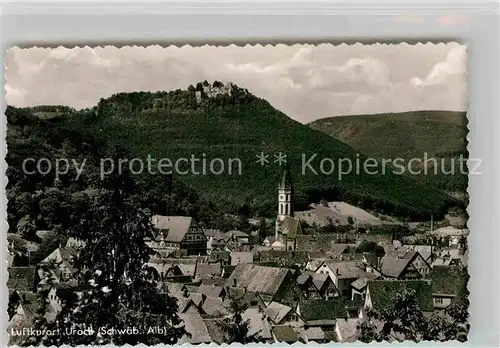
[6,83,461,239]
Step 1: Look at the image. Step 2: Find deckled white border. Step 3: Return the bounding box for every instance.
[1,1,499,347]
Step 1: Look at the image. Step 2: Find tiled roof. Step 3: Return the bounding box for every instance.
[324,260,363,279]
[203,318,226,343]
[230,251,254,265]
[225,264,290,296]
[296,271,314,285]
[196,263,222,278]
[350,272,380,290]
[198,285,225,299]
[243,307,272,339]
[430,265,468,296]
[152,215,193,243]
[302,327,326,341]
[378,251,417,278]
[265,301,292,324]
[367,280,433,312]
[178,312,211,344]
[201,297,228,318]
[312,273,330,291]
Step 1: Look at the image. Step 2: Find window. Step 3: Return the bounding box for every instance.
[435,298,443,304]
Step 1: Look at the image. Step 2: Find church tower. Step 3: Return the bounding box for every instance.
[275,163,293,238]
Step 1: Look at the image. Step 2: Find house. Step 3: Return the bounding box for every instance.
[38,246,78,288]
[224,287,264,309]
[315,260,364,298]
[296,271,321,298]
[265,301,302,326]
[209,231,231,248]
[296,299,347,328]
[225,264,302,307]
[204,308,272,343]
[364,280,434,314]
[200,297,228,318]
[350,272,380,297]
[430,265,468,309]
[376,250,430,279]
[227,230,250,245]
[405,244,434,263]
[242,307,273,342]
[431,226,469,247]
[151,215,207,256]
[296,271,338,300]
[230,251,254,265]
[198,285,226,300]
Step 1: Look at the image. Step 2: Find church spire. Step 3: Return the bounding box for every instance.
[279,160,293,191]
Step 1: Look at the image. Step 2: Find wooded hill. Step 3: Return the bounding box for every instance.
[309,111,468,193]
[6,83,461,231]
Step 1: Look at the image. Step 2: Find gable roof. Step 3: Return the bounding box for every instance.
[367,280,433,312]
[242,307,272,339]
[296,271,314,285]
[378,251,418,278]
[430,265,468,297]
[152,215,193,243]
[324,260,363,279]
[303,327,326,341]
[265,301,293,324]
[225,264,290,296]
[335,318,359,342]
[178,312,211,344]
[312,273,331,291]
[198,285,225,299]
[201,297,228,317]
[8,267,36,292]
[350,272,380,291]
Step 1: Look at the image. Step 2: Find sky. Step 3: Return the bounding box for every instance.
[5,43,467,124]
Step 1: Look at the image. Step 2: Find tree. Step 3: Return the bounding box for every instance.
[22,167,188,346]
[258,217,269,244]
[358,288,469,342]
[218,295,258,344]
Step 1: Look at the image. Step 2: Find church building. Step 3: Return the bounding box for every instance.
[272,164,303,251]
